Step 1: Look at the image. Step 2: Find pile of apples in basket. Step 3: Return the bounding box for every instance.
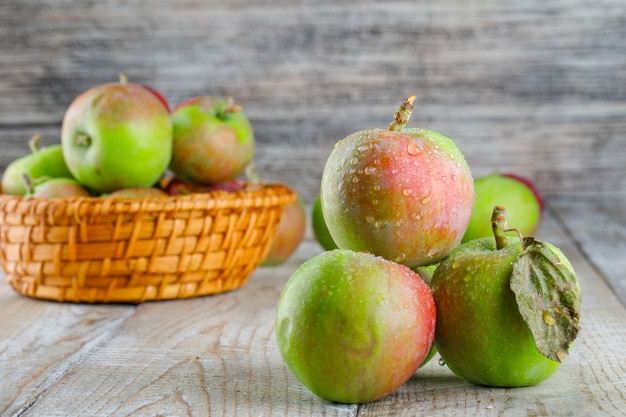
[1,73,304,266]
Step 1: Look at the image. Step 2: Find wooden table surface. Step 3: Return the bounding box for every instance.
[1,195,625,417]
[2,0,626,415]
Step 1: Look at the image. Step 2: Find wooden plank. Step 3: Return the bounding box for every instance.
[1,205,625,416]
[0,294,135,416]
[549,196,626,306]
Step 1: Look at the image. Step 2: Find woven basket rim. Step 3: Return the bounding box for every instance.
[0,182,296,218]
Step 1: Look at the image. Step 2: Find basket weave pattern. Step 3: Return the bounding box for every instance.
[0,183,296,303]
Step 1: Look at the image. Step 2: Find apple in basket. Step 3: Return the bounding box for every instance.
[164,176,246,195]
[1,134,74,196]
[169,96,255,186]
[61,73,173,194]
[23,174,91,198]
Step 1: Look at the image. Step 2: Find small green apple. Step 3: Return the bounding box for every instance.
[169,96,254,185]
[275,249,436,404]
[25,175,91,198]
[321,96,474,268]
[61,74,173,194]
[431,206,581,387]
[462,173,543,243]
[311,193,338,251]
[2,135,73,196]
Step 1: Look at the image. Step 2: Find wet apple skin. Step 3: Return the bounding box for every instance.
[321,128,474,269]
[275,250,436,404]
[430,237,562,387]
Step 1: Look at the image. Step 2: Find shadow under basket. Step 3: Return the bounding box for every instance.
[0,183,296,303]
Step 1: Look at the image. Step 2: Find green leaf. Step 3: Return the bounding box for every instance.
[510,237,582,362]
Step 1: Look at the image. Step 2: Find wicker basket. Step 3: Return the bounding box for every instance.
[0,183,296,303]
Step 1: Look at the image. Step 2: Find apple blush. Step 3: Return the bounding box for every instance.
[321,96,474,268]
[275,249,436,404]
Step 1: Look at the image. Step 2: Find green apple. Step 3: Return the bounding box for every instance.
[430,206,581,387]
[169,96,254,185]
[462,173,543,243]
[25,176,91,198]
[262,196,306,266]
[275,249,436,404]
[321,96,474,268]
[311,193,338,251]
[2,135,73,195]
[61,75,173,194]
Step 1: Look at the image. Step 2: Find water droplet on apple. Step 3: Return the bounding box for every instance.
[402,188,413,196]
[438,358,446,366]
[352,176,359,183]
[421,194,432,205]
[374,220,388,229]
[407,143,421,155]
[364,166,376,175]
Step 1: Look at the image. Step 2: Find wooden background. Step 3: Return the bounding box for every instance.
[1,0,625,204]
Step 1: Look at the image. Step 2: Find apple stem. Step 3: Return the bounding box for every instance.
[225,97,243,113]
[28,134,41,154]
[492,206,510,249]
[388,95,416,131]
[119,72,129,84]
[21,173,35,195]
[492,206,526,249]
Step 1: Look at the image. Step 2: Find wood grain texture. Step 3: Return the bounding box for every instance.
[1,205,626,416]
[550,195,626,306]
[1,0,625,202]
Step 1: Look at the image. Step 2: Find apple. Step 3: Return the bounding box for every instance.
[140,84,170,112]
[24,175,91,198]
[164,177,245,196]
[2,135,73,195]
[430,206,582,387]
[262,196,306,266]
[169,96,254,185]
[311,193,338,251]
[462,172,543,243]
[106,187,169,198]
[275,249,436,404]
[321,96,474,268]
[61,74,173,194]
